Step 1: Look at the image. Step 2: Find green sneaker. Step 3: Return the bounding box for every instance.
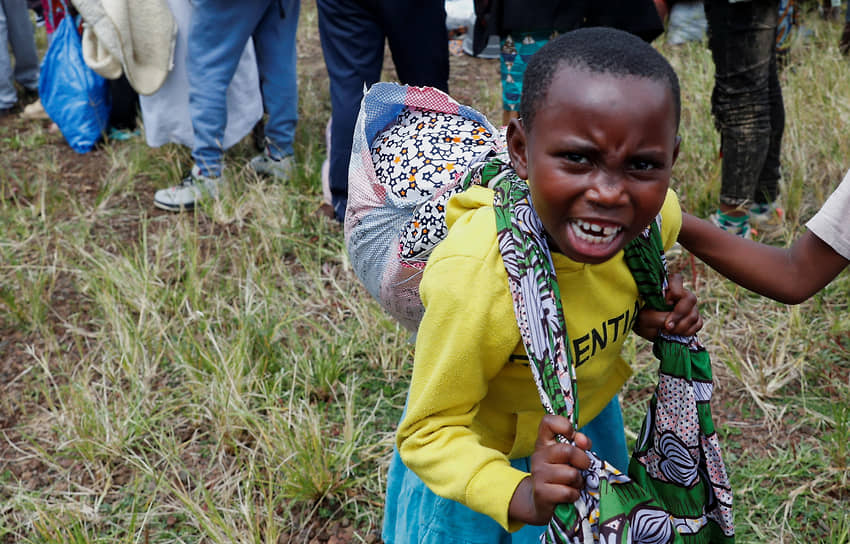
[709,211,751,239]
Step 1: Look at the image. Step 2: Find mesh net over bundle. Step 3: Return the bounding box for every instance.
[345,83,500,331]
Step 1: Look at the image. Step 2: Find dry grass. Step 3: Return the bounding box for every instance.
[1,2,849,543]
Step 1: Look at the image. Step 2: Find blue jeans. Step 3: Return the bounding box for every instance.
[188,0,299,177]
[316,0,449,221]
[705,0,784,207]
[0,0,39,109]
[382,396,629,544]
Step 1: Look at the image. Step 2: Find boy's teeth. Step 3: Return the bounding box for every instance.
[571,220,621,244]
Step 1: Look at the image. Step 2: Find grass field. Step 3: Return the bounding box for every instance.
[1,2,849,542]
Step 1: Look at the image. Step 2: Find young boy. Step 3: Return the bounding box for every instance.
[383,28,699,543]
[679,170,850,303]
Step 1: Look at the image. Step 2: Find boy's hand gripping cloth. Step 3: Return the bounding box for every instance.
[491,171,735,543]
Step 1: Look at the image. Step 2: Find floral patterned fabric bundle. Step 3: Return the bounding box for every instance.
[345,83,499,331]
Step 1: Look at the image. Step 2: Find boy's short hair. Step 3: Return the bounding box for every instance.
[519,27,681,132]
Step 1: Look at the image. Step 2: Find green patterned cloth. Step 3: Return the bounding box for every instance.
[490,161,735,543]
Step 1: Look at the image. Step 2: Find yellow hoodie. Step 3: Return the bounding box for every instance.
[397,185,681,531]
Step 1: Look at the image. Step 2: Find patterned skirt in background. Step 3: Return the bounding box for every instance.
[776,0,797,60]
[499,31,558,112]
[40,0,68,34]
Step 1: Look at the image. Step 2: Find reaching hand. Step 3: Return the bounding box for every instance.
[508,414,592,526]
[634,273,703,340]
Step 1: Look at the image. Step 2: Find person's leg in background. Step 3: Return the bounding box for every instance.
[187,0,267,178]
[107,75,140,136]
[0,1,17,114]
[154,0,267,211]
[840,0,850,53]
[775,0,795,68]
[751,42,785,226]
[382,0,449,93]
[248,0,300,180]
[27,0,43,25]
[7,0,38,94]
[705,0,780,238]
[500,34,522,126]
[0,0,38,114]
[187,0,266,177]
[316,0,385,222]
[499,31,552,127]
[822,0,842,19]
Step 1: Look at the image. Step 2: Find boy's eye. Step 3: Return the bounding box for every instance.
[629,159,661,172]
[562,152,589,165]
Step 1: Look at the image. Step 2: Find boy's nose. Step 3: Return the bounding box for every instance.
[585,174,627,207]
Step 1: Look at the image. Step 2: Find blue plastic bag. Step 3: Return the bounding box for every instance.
[39,15,111,154]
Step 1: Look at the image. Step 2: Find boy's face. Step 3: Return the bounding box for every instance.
[507,66,679,264]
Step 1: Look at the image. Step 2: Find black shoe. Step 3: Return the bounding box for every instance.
[19,88,38,106]
[822,0,842,20]
[0,107,16,119]
[251,117,265,153]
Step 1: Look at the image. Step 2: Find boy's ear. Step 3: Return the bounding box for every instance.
[506,118,529,180]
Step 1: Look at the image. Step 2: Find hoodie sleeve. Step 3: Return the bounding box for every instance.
[397,188,530,532]
[660,188,683,251]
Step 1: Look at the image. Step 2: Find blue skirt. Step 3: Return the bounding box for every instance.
[382,396,629,544]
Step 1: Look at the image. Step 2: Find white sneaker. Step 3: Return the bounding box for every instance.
[20,98,49,120]
[248,149,294,181]
[153,165,224,212]
[748,201,784,226]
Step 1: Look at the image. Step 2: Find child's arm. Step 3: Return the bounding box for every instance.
[679,213,848,304]
[397,224,541,531]
[508,415,592,525]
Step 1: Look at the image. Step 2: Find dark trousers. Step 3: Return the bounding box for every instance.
[316,0,449,221]
[108,75,139,131]
[706,0,784,207]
